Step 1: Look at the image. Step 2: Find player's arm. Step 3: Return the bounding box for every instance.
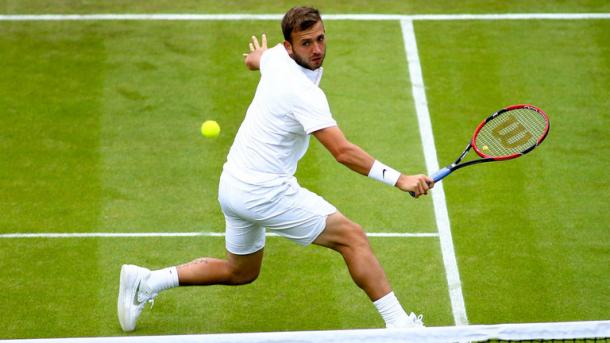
[243,34,267,71]
[313,126,433,197]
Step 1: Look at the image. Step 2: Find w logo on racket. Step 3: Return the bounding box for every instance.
[425,104,549,187]
[491,115,533,149]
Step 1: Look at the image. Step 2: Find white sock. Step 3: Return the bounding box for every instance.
[145,267,180,294]
[373,291,410,328]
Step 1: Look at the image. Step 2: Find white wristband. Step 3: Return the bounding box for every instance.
[368,160,401,186]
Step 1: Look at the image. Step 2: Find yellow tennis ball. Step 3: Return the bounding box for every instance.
[201,120,220,138]
[482,145,489,150]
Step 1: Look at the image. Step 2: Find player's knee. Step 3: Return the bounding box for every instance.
[227,266,260,285]
[340,222,370,251]
[351,225,370,248]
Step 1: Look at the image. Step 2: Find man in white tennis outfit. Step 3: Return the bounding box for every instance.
[118,6,433,332]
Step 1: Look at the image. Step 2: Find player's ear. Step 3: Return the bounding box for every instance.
[283,40,293,55]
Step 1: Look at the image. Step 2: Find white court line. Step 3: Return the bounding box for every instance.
[0,231,439,239]
[401,19,468,326]
[0,13,609,21]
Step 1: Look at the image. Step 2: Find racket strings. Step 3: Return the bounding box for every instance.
[475,108,547,157]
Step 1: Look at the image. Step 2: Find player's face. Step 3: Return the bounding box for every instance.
[284,21,326,70]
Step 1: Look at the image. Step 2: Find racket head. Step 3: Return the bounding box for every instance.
[471,104,549,160]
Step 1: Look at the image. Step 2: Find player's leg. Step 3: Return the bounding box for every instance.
[118,236,264,333]
[117,250,263,332]
[312,212,390,300]
[172,169,265,287]
[313,212,423,328]
[177,249,264,286]
[261,179,422,328]
[118,173,267,332]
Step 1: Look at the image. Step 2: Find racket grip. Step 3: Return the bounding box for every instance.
[408,167,451,198]
[431,167,452,182]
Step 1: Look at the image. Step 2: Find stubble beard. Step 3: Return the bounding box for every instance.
[291,51,325,70]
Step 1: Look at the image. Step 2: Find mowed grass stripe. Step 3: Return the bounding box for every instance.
[0,19,451,338]
[416,20,610,323]
[0,237,452,338]
[401,19,467,326]
[308,20,435,231]
[0,21,106,232]
[93,19,436,233]
[97,20,243,233]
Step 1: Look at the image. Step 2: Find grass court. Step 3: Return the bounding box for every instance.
[0,0,608,339]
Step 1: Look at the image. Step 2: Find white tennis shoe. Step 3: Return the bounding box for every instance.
[117,264,157,332]
[386,312,425,329]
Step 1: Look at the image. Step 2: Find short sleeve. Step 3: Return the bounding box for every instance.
[259,49,271,73]
[260,44,284,75]
[293,86,337,134]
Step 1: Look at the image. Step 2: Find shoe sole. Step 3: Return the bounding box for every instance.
[117,264,141,332]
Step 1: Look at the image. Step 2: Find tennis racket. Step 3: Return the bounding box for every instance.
[411,104,550,196]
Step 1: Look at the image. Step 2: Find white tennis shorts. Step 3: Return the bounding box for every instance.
[218,171,337,255]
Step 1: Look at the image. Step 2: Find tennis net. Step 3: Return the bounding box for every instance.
[2,320,608,343]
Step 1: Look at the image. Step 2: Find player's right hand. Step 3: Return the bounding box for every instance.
[396,174,434,198]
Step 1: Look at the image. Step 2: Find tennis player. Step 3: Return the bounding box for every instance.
[118,6,433,332]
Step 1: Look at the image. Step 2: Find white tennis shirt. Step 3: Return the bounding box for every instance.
[223,44,337,186]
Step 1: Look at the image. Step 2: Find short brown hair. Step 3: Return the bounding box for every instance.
[281,6,323,42]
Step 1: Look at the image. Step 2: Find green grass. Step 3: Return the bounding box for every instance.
[416,19,610,323]
[1,1,609,339]
[0,19,438,338]
[0,237,451,338]
[0,19,434,233]
[0,21,105,232]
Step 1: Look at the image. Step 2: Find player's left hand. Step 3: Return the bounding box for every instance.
[243,33,268,70]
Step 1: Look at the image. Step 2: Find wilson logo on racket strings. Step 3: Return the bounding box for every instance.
[492,115,532,148]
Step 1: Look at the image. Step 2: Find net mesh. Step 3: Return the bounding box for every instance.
[475,107,547,157]
[2,321,608,343]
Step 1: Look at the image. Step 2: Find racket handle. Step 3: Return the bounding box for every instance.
[431,167,452,182]
[408,167,452,198]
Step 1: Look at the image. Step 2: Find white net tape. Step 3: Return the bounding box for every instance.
[2,321,608,343]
